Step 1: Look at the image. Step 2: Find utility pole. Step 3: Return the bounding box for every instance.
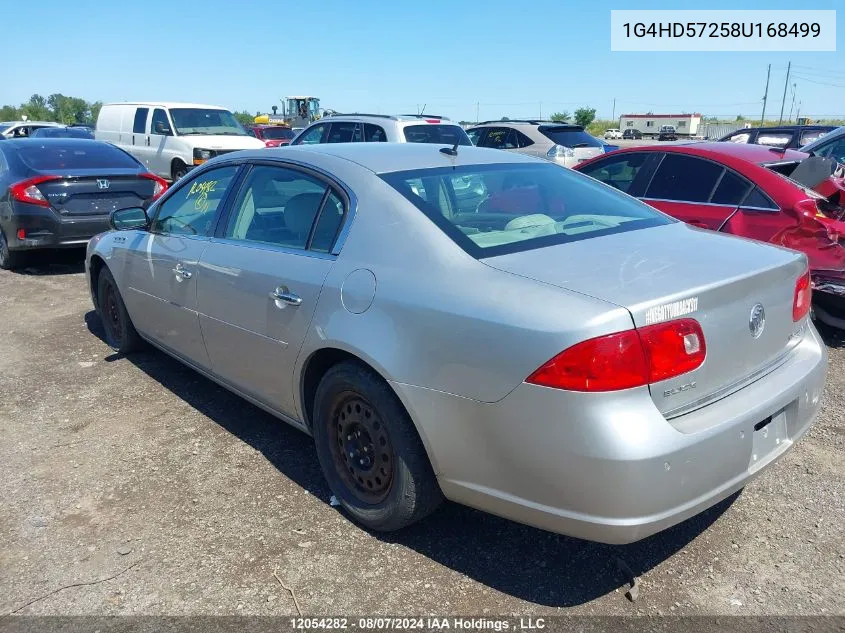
[760,64,771,125]
[795,101,801,123]
[788,83,797,122]
[778,61,791,124]
[611,97,616,122]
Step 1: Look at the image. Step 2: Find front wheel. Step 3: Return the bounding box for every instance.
[312,361,442,531]
[97,267,142,353]
[171,160,188,182]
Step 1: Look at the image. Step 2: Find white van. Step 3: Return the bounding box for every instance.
[95,102,265,181]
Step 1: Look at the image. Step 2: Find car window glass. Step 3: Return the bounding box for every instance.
[402,124,471,145]
[224,165,329,250]
[133,108,149,134]
[515,130,534,148]
[742,187,778,210]
[484,128,518,149]
[466,128,483,145]
[327,122,362,143]
[646,154,722,202]
[363,123,387,142]
[814,137,845,163]
[727,132,751,144]
[294,124,327,145]
[800,130,829,145]
[578,153,650,194]
[756,132,793,147]
[382,163,670,258]
[153,166,238,236]
[310,190,346,252]
[711,170,751,205]
[151,109,171,135]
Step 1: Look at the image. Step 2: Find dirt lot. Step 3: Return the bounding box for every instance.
[1,251,843,617]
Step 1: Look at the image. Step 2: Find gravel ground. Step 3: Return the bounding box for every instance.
[0,251,843,618]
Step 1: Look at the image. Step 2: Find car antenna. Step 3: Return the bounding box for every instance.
[440,142,459,156]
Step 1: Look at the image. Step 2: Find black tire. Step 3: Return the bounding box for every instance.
[312,361,442,531]
[0,230,22,270]
[171,160,188,182]
[96,266,142,353]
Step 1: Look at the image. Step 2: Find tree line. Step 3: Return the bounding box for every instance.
[1,94,104,126]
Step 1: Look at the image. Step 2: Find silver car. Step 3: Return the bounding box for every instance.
[86,143,827,544]
[291,113,472,146]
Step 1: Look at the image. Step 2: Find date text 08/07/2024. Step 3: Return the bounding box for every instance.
[289,617,548,631]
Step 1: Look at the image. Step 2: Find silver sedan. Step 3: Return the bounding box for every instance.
[86,143,827,544]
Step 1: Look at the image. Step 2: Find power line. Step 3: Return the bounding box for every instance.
[792,74,845,88]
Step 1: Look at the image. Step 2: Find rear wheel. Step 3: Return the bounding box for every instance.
[97,267,142,353]
[0,231,22,270]
[312,361,442,531]
[171,160,188,182]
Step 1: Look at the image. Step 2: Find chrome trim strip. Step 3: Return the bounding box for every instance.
[663,345,798,420]
[640,197,778,212]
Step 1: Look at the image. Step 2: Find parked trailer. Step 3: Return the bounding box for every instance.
[619,113,702,139]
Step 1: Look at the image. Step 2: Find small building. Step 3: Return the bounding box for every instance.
[619,113,702,137]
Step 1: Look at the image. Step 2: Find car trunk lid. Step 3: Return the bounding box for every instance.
[483,222,808,418]
[35,169,156,216]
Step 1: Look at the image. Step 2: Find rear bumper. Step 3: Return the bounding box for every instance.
[393,321,827,544]
[2,203,109,251]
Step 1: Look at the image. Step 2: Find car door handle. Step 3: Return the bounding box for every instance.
[173,265,193,280]
[270,288,302,306]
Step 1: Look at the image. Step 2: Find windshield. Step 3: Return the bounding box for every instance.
[169,108,248,136]
[538,126,604,148]
[402,124,471,146]
[261,126,294,140]
[381,163,671,258]
[17,142,141,170]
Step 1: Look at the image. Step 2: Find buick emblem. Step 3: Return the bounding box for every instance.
[97,179,110,190]
[749,304,766,339]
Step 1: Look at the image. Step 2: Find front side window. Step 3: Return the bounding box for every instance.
[152,166,239,236]
[293,123,328,145]
[812,136,845,164]
[151,108,171,135]
[578,153,652,194]
[466,128,483,145]
[646,154,722,203]
[382,163,671,258]
[224,165,344,251]
[168,108,248,136]
[132,108,148,134]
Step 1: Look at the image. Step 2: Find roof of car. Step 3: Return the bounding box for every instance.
[1,138,110,150]
[471,120,583,129]
[608,141,809,164]
[731,125,836,133]
[251,142,542,174]
[101,102,229,110]
[320,114,454,123]
[0,121,61,126]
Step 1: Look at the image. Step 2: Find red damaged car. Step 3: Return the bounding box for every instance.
[245,124,295,148]
[575,142,845,328]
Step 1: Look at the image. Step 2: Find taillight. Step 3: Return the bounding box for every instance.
[9,175,60,207]
[140,173,168,201]
[526,318,706,392]
[793,269,811,322]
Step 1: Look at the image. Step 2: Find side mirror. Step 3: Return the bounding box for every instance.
[154,121,171,135]
[110,207,149,231]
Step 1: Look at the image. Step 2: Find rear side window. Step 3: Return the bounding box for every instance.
[327,122,361,143]
[402,124,471,146]
[537,126,603,148]
[710,170,751,205]
[483,128,519,149]
[363,123,386,142]
[132,108,148,134]
[756,131,793,147]
[153,165,239,235]
[382,163,671,258]
[16,142,141,170]
[726,132,751,144]
[800,129,830,145]
[742,187,778,210]
[646,154,722,203]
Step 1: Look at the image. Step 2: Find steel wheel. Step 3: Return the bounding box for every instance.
[101,278,124,344]
[329,394,395,503]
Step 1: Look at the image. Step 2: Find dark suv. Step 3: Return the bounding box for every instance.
[622,129,643,140]
[718,125,836,149]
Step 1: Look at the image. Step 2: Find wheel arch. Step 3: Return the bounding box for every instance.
[298,346,441,475]
[88,253,108,305]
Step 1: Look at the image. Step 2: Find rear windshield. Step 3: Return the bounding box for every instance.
[402,124,471,146]
[381,163,671,258]
[261,127,294,140]
[538,126,604,148]
[16,142,140,170]
[31,127,94,139]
